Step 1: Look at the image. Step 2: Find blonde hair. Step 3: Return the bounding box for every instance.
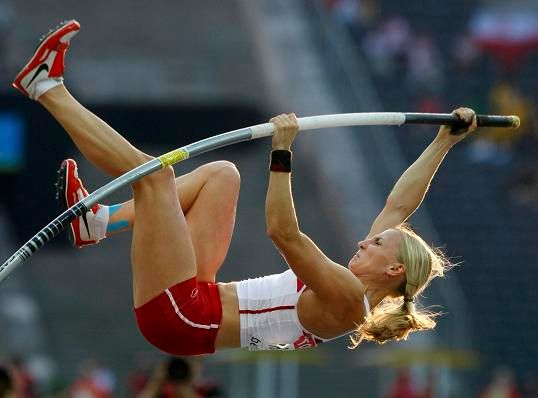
[350,225,450,348]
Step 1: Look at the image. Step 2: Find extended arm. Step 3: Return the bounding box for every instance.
[368,108,477,238]
[266,114,361,303]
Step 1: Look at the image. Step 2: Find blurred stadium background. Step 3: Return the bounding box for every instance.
[0,0,537,396]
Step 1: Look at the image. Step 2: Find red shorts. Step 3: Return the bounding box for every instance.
[134,277,222,356]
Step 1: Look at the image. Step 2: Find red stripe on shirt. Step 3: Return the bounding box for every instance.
[297,279,305,292]
[239,305,295,314]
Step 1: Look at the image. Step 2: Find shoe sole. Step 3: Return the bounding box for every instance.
[55,160,77,247]
[13,19,80,95]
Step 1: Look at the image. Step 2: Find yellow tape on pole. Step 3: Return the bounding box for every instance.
[159,148,189,167]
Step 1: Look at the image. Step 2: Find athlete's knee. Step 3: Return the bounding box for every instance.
[132,165,176,191]
[210,161,241,188]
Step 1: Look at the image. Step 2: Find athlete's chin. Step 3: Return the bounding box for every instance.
[348,260,360,273]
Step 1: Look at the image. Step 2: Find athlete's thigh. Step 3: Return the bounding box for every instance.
[183,163,240,281]
[130,167,197,307]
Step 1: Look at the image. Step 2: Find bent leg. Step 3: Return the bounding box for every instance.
[131,167,197,307]
[107,161,240,282]
[185,162,239,282]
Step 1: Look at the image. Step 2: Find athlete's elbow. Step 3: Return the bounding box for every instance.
[267,224,300,243]
[267,214,298,238]
[385,194,412,215]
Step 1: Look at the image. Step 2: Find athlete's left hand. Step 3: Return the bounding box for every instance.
[437,107,477,147]
[271,113,299,150]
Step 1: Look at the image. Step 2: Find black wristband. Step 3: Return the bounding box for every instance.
[270,150,292,172]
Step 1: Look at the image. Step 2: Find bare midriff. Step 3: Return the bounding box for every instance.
[215,282,241,349]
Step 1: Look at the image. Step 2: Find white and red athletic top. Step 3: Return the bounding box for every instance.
[236,269,370,351]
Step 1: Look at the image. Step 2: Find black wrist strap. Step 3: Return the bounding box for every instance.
[270,150,292,173]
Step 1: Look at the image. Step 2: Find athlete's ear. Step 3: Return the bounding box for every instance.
[386,263,405,277]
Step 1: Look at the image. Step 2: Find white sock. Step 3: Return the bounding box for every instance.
[92,205,110,241]
[33,77,63,100]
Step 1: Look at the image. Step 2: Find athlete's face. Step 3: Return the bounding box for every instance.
[348,229,403,280]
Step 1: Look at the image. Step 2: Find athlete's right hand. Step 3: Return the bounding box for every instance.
[271,113,299,150]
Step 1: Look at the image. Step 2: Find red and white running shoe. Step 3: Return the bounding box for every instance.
[56,159,108,248]
[13,19,80,99]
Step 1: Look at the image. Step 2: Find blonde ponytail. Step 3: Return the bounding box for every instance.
[350,225,450,348]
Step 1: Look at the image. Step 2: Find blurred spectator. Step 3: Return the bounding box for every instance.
[467,81,532,165]
[453,35,483,73]
[326,0,380,36]
[406,34,444,92]
[0,364,16,398]
[195,380,225,398]
[386,368,420,398]
[326,0,360,26]
[137,357,225,398]
[478,367,522,398]
[362,16,444,94]
[69,359,116,398]
[417,369,436,398]
[468,2,538,72]
[137,357,198,398]
[416,92,444,115]
[362,16,412,77]
[128,355,153,397]
[9,357,35,398]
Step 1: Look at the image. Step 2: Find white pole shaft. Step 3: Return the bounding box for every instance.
[251,112,406,139]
